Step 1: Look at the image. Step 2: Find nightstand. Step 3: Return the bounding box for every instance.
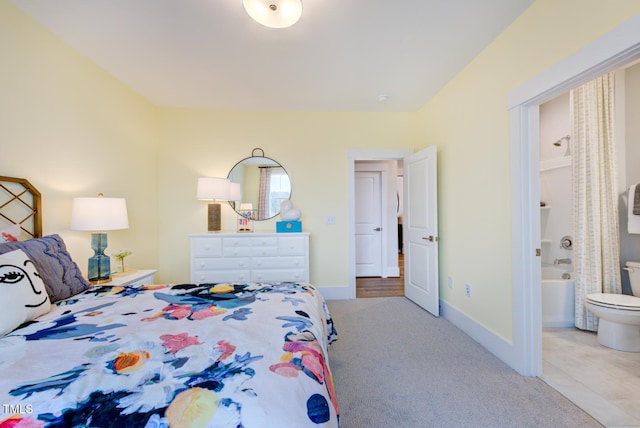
[102,269,158,287]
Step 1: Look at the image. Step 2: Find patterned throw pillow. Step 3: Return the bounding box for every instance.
[0,249,51,336]
[0,234,91,302]
[0,224,20,242]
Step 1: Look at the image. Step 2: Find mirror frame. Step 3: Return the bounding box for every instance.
[227,149,292,221]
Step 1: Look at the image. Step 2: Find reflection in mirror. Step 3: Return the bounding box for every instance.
[227,154,291,221]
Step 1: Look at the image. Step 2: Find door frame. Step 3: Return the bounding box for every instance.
[509,15,640,376]
[348,148,413,299]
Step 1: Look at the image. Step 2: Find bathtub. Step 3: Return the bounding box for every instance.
[541,265,575,328]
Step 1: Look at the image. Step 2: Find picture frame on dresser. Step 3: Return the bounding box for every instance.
[190,232,309,283]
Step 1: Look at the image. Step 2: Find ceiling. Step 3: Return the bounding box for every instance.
[12,0,534,112]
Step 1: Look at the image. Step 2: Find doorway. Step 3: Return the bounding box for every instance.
[354,160,403,296]
[509,15,640,376]
[347,148,413,299]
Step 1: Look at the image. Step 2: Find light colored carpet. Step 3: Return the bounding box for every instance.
[326,297,602,428]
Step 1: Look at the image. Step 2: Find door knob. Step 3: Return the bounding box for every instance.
[374,227,382,231]
[422,235,438,242]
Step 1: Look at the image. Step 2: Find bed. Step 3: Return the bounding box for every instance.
[0,176,339,428]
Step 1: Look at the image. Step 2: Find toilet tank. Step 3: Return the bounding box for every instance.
[625,261,640,296]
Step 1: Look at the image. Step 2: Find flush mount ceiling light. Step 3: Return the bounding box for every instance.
[243,0,303,28]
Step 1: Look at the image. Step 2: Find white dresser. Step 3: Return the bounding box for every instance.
[190,232,309,283]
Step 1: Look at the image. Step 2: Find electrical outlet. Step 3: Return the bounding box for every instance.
[448,276,454,289]
[326,215,336,225]
[465,284,471,297]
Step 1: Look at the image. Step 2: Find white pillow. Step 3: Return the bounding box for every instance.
[0,249,51,336]
[0,224,21,242]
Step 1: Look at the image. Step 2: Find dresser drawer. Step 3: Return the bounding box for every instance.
[278,236,307,255]
[223,236,277,248]
[252,256,305,270]
[192,257,250,270]
[192,270,251,283]
[252,269,307,283]
[223,246,278,257]
[191,237,223,257]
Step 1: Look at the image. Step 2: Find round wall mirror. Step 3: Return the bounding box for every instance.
[227,149,291,221]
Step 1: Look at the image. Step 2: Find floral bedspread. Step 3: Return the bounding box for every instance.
[0,282,339,427]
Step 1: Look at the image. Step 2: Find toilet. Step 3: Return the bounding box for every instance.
[585,261,640,352]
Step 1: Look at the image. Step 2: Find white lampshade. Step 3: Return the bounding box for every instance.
[197,177,230,201]
[229,182,241,202]
[243,0,302,29]
[70,196,129,231]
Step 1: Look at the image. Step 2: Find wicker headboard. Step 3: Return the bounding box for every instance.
[0,176,42,239]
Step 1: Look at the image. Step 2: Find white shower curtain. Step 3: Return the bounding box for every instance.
[572,72,622,331]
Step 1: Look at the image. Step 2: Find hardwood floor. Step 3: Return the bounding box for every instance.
[356,254,404,298]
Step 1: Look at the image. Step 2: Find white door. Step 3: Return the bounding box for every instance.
[355,171,382,277]
[404,146,439,316]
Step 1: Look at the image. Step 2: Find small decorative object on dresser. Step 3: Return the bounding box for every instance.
[190,232,309,283]
[236,203,256,233]
[277,200,302,233]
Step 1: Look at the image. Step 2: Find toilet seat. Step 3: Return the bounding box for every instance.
[586,293,640,311]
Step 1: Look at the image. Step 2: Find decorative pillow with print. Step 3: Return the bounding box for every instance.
[0,224,20,242]
[0,249,51,336]
[0,234,91,302]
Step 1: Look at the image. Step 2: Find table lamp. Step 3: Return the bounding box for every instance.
[197,177,230,232]
[70,193,129,282]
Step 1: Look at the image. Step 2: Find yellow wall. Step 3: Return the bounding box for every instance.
[155,109,415,284]
[0,1,160,274]
[417,0,640,340]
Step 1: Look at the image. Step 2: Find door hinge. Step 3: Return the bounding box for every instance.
[535,248,541,257]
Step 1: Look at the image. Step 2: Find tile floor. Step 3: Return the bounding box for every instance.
[542,328,640,427]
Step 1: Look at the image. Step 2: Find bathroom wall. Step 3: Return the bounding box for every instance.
[539,93,573,266]
[622,62,640,293]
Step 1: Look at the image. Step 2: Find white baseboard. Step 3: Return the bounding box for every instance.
[318,285,354,300]
[440,299,515,370]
